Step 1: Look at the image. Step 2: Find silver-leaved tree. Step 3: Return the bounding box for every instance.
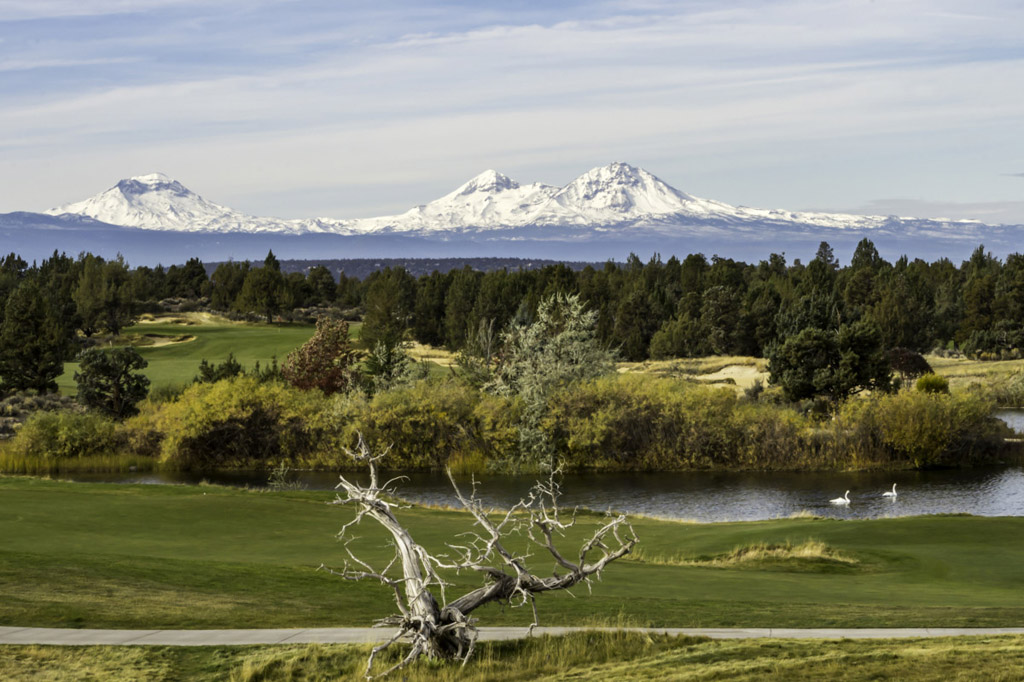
[321,435,637,679]
[485,293,616,469]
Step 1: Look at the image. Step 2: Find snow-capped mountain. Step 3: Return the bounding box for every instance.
[352,169,560,233]
[532,162,704,226]
[7,161,1021,265]
[45,172,337,235]
[346,162,900,233]
[42,162,997,241]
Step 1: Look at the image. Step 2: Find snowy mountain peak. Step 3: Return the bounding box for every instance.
[363,169,558,233]
[42,173,321,234]
[532,162,698,225]
[451,169,520,197]
[130,172,174,185]
[582,161,649,184]
[115,172,190,198]
[569,162,694,202]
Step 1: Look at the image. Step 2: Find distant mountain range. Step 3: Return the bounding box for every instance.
[3,162,1022,265]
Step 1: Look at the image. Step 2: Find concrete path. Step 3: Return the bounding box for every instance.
[2,626,1024,646]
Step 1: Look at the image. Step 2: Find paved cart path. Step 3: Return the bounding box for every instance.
[2,626,1024,646]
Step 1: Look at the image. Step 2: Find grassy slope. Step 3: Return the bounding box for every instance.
[54,315,363,394]
[928,354,1024,391]
[4,633,1024,681]
[1,478,1023,630]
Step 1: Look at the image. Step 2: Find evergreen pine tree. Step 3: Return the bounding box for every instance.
[75,347,150,418]
[0,278,71,392]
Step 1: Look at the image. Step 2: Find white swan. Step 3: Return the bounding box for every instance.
[883,483,897,498]
[830,490,851,506]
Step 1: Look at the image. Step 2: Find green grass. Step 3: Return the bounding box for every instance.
[55,314,335,394]
[3,633,1024,681]
[1,477,1024,630]
[52,313,399,395]
[926,354,1024,390]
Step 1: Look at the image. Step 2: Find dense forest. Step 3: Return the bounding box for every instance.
[2,239,1022,382]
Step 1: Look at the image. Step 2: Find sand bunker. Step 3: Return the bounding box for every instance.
[141,333,196,347]
[693,364,768,389]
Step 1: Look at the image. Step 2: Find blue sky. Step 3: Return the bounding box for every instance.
[3,0,1024,223]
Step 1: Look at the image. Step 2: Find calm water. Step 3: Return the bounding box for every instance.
[64,466,1023,523]
[65,412,1024,523]
[995,408,1024,433]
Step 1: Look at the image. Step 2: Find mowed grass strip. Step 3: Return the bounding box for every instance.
[3,634,1024,681]
[2,477,1024,629]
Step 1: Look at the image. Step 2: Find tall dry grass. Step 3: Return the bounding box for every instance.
[629,540,858,569]
[229,631,706,682]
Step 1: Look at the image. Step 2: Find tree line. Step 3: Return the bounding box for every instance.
[2,239,1024,394]
[361,240,1024,363]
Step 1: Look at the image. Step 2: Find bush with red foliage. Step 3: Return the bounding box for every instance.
[282,318,361,395]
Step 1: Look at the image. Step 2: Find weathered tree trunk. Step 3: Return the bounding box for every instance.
[324,435,637,678]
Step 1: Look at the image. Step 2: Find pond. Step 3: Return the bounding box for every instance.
[64,412,1024,523]
[63,465,1023,523]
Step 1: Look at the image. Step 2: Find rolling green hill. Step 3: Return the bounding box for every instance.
[56,314,362,394]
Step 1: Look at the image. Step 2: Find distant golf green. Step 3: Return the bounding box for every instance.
[56,314,361,394]
[1,477,1023,630]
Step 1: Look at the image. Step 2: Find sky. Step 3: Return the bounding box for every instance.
[2,0,1024,223]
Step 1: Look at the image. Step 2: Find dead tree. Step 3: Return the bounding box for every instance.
[321,435,638,679]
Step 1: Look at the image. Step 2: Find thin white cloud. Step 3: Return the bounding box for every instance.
[3,0,1024,222]
[0,56,139,72]
[833,199,1024,225]
[0,0,257,21]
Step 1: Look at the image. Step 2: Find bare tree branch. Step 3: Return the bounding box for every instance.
[326,434,638,678]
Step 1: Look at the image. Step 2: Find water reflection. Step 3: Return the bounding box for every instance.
[63,409,1024,522]
[994,409,1024,434]
[68,466,1024,522]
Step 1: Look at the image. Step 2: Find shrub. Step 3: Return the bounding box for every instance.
[839,390,1004,467]
[915,373,949,394]
[544,374,809,470]
[335,378,519,469]
[282,318,360,395]
[0,391,80,437]
[542,373,1012,471]
[147,383,188,403]
[987,371,1024,407]
[742,379,765,402]
[6,410,118,460]
[730,402,812,469]
[150,376,335,469]
[194,353,244,383]
[117,400,165,458]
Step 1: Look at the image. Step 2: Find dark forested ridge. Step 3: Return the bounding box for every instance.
[207,257,603,280]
